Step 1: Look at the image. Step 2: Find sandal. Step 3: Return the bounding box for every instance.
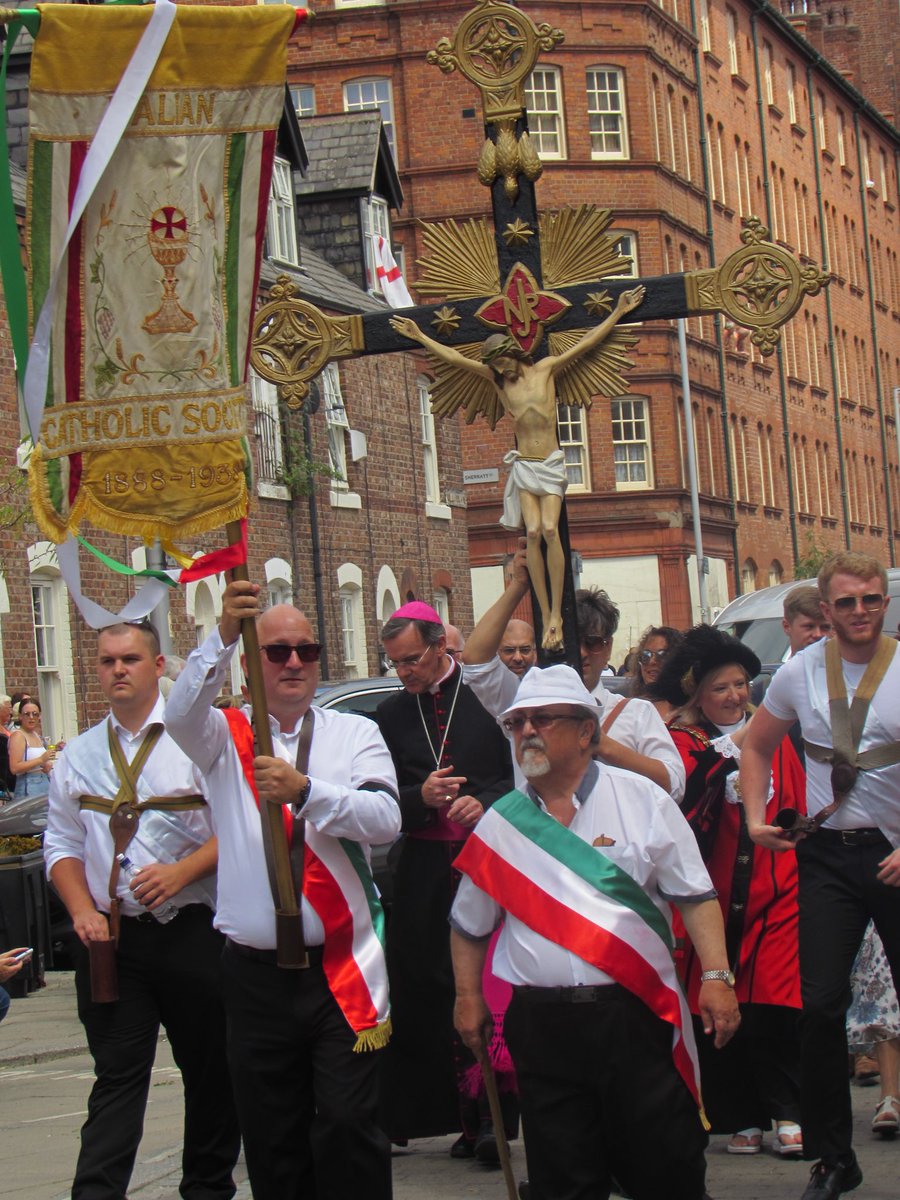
[727,1127,763,1154]
[775,1121,804,1157]
[872,1095,900,1137]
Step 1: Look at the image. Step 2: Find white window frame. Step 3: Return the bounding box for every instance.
[249,371,288,499]
[320,363,359,509]
[291,85,315,119]
[361,196,392,294]
[608,231,639,277]
[586,67,629,160]
[267,157,298,266]
[787,62,798,124]
[343,77,395,158]
[763,42,775,106]
[557,404,590,491]
[699,0,711,53]
[611,397,653,491]
[525,67,567,160]
[337,563,368,679]
[418,376,449,519]
[27,544,76,742]
[726,8,740,75]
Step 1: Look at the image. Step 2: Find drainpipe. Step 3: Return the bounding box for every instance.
[807,68,852,546]
[750,10,799,566]
[853,109,896,565]
[687,0,741,593]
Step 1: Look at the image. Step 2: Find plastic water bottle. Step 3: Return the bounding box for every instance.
[115,854,179,923]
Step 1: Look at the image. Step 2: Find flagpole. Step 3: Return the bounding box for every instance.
[226,519,307,968]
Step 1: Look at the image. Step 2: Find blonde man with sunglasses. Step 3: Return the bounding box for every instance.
[166,581,400,1200]
[741,551,900,1200]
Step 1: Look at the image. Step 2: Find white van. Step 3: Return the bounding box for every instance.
[712,567,900,673]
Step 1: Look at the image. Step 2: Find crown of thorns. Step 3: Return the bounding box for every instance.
[480,334,525,364]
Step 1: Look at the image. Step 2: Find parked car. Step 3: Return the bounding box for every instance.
[713,568,900,674]
[315,675,402,717]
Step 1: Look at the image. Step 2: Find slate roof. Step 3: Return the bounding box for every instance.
[260,241,388,316]
[9,161,26,209]
[295,111,403,209]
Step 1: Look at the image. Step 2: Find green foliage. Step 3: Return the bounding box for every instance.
[0,461,33,540]
[279,435,344,499]
[794,531,831,581]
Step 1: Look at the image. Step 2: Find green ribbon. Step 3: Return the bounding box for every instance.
[76,536,177,586]
[0,13,41,385]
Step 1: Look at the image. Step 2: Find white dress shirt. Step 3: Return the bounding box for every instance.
[44,695,216,916]
[165,629,401,948]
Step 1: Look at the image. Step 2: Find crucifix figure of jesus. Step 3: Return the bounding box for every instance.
[391,285,644,650]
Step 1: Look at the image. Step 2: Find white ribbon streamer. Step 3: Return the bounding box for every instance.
[23,0,178,627]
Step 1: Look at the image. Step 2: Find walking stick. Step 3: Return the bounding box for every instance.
[226,520,306,968]
[476,1042,518,1200]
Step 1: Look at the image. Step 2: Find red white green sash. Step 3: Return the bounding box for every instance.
[223,709,390,1051]
[454,789,705,1116]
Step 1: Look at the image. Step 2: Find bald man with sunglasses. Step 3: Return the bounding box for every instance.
[166,581,401,1200]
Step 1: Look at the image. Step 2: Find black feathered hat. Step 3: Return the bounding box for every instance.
[647,624,761,707]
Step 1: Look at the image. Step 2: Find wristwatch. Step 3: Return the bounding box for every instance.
[295,777,312,812]
[700,969,736,987]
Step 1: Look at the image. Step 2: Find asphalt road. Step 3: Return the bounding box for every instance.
[0,974,897,1199]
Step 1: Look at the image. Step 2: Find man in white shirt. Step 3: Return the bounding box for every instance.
[44,620,239,1200]
[462,541,685,799]
[451,665,739,1200]
[741,551,900,1200]
[165,580,401,1200]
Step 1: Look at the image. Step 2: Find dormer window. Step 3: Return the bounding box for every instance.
[268,157,298,265]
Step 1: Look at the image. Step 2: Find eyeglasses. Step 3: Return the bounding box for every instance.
[581,634,612,651]
[384,644,436,671]
[20,709,41,719]
[639,648,668,664]
[501,712,587,734]
[500,644,535,657]
[260,642,322,665]
[830,593,885,614]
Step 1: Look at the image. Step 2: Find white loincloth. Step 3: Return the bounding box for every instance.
[500,449,568,530]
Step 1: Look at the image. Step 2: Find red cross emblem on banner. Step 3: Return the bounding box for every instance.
[150,206,188,240]
[475,263,570,356]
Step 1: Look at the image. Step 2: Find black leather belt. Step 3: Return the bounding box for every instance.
[226,937,324,965]
[513,983,619,1003]
[815,827,889,847]
[120,903,207,925]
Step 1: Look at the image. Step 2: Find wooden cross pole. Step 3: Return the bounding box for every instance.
[250,0,829,664]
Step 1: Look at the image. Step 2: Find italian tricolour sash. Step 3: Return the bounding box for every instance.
[223,709,391,1052]
[454,789,706,1118]
[25,3,296,548]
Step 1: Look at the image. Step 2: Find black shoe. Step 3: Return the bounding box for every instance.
[474,1121,500,1166]
[799,1156,863,1200]
[450,1133,475,1159]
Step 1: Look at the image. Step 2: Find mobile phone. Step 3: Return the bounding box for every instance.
[13,948,33,963]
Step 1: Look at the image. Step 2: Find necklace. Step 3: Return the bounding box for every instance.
[417,664,463,769]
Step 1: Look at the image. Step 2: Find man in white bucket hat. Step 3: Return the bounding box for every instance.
[450,664,739,1200]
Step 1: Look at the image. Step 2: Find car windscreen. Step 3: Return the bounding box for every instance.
[715,617,790,667]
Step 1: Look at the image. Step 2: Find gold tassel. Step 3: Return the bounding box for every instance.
[352,1017,392,1053]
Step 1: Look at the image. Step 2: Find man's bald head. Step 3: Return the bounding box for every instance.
[499,619,537,677]
[445,624,465,657]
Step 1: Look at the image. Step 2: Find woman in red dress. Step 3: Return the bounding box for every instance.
[649,625,806,1157]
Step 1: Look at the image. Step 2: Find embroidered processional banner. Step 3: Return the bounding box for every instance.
[26,3,297,546]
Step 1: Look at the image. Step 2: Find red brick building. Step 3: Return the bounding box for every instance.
[291,0,899,661]
[0,16,474,738]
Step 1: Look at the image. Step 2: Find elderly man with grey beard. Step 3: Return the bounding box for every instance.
[451,665,737,1200]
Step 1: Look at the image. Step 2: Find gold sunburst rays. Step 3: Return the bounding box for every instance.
[427,344,505,430]
[547,327,640,410]
[540,206,632,290]
[413,217,500,301]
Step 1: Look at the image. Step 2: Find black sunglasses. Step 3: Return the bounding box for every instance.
[639,648,668,663]
[830,593,885,614]
[260,642,322,665]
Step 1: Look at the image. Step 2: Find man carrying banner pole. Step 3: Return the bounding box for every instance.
[450,665,739,1200]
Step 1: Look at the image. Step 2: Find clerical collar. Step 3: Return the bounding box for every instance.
[428,654,457,695]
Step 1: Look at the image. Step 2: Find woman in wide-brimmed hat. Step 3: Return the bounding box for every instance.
[648,624,807,1159]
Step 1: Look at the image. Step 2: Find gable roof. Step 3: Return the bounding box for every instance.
[260,240,388,316]
[295,111,403,209]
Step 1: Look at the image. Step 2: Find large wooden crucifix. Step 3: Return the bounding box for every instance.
[250,0,829,661]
